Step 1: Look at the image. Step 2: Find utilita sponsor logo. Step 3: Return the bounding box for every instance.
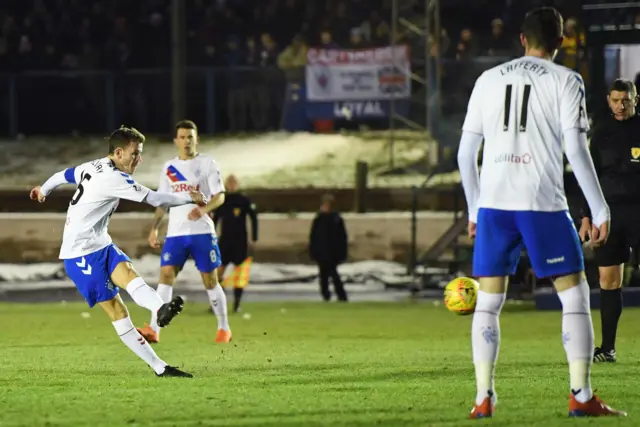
[172,183,200,192]
[494,153,532,164]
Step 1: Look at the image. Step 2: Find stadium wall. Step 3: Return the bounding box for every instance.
[0,212,460,264]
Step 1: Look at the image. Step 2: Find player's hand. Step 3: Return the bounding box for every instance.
[590,220,610,248]
[188,206,206,221]
[189,191,207,206]
[467,221,477,240]
[578,218,591,242]
[29,186,46,203]
[148,228,162,249]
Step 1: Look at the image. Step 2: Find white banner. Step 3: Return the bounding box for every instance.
[305,45,411,102]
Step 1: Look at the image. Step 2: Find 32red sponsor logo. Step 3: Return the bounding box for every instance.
[171,183,200,192]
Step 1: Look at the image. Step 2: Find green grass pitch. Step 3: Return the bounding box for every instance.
[0,301,638,426]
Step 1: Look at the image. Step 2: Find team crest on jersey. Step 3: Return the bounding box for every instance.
[631,147,640,162]
[233,208,241,217]
[166,165,187,182]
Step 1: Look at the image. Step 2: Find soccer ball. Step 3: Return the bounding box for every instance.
[444,277,479,315]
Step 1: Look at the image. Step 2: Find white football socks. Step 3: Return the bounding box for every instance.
[557,280,594,404]
[207,285,230,331]
[150,283,173,334]
[112,316,167,374]
[472,290,506,406]
[125,277,164,313]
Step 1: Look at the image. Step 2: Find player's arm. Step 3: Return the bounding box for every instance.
[105,173,203,208]
[578,127,603,222]
[30,166,81,202]
[457,74,485,225]
[457,131,484,223]
[148,168,170,248]
[188,159,226,220]
[561,74,610,242]
[247,199,259,242]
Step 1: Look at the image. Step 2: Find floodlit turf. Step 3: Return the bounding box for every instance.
[0,301,638,426]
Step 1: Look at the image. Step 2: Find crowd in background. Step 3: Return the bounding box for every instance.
[0,0,614,136]
[0,0,588,73]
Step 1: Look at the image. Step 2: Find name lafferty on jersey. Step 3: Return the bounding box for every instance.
[462,56,589,213]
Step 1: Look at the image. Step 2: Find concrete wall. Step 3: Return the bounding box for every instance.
[0,212,462,264]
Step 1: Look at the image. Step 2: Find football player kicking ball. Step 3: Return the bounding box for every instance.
[137,120,232,344]
[30,126,201,378]
[457,7,626,419]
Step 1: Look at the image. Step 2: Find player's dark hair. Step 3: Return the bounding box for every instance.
[175,119,198,135]
[609,79,637,96]
[521,7,564,53]
[107,126,145,154]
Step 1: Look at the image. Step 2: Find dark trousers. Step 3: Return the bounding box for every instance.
[318,263,348,302]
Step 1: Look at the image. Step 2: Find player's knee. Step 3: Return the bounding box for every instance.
[599,265,623,290]
[98,295,129,322]
[557,280,590,312]
[201,270,219,289]
[552,271,585,293]
[110,262,139,288]
[159,266,178,285]
[477,277,508,294]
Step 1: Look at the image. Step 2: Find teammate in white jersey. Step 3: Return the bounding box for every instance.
[29,126,204,378]
[137,120,231,345]
[457,7,625,418]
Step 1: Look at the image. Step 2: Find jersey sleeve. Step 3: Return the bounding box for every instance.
[461,74,485,135]
[207,159,225,195]
[66,161,92,184]
[103,172,151,203]
[560,73,590,134]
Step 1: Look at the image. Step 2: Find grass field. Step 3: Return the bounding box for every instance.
[0,301,638,427]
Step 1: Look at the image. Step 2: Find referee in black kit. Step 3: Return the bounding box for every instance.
[578,79,640,363]
[213,175,258,313]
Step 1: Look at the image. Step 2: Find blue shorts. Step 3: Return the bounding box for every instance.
[473,208,584,279]
[63,244,131,307]
[161,233,222,273]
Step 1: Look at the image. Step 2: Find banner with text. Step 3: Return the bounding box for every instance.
[305,45,412,102]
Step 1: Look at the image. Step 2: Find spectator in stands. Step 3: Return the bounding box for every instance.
[259,32,279,66]
[277,34,308,82]
[484,18,518,57]
[348,28,368,49]
[319,30,339,49]
[245,36,259,67]
[556,17,585,72]
[359,10,390,46]
[455,28,480,61]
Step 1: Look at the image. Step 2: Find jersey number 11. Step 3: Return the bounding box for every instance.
[503,84,531,132]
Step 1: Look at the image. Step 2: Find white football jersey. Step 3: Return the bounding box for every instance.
[158,154,225,237]
[59,158,150,259]
[462,56,589,212]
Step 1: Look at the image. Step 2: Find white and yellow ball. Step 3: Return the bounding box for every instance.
[443,277,479,315]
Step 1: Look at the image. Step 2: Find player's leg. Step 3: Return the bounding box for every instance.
[98,295,191,377]
[191,234,231,343]
[63,246,190,377]
[107,245,184,328]
[468,208,521,419]
[518,211,625,416]
[592,221,628,363]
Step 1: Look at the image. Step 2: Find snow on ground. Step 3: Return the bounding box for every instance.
[0,255,413,290]
[0,131,448,189]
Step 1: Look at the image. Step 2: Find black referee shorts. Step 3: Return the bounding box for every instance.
[593,204,640,267]
[219,240,248,266]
